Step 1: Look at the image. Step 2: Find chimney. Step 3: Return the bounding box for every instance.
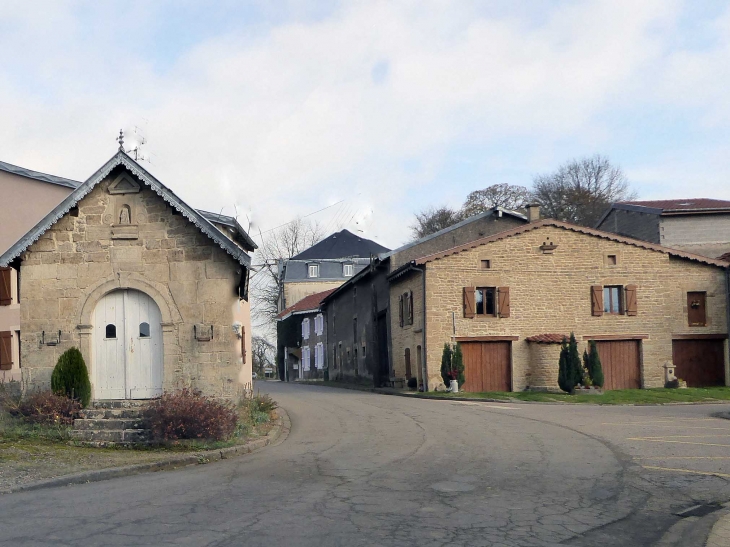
[526,203,540,223]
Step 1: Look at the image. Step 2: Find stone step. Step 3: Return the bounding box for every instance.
[69,429,151,443]
[73,418,147,431]
[91,399,153,410]
[80,408,146,420]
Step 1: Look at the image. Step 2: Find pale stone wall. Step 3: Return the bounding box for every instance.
[423,225,728,390]
[389,271,430,387]
[527,343,563,390]
[18,168,249,399]
[0,268,21,383]
[284,280,342,309]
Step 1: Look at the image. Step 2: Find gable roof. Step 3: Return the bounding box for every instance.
[291,229,390,260]
[0,159,81,189]
[197,209,257,252]
[380,207,527,260]
[412,219,729,269]
[276,288,336,320]
[0,150,251,268]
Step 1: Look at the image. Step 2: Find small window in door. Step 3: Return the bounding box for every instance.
[105,324,117,339]
[139,322,150,338]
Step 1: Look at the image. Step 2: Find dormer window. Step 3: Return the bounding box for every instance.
[308,264,319,278]
[343,263,354,277]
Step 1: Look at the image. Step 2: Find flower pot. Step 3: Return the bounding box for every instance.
[450,380,459,393]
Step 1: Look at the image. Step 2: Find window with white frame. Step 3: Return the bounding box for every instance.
[302,318,310,340]
[302,346,311,371]
[343,263,354,277]
[308,264,319,278]
[314,313,324,336]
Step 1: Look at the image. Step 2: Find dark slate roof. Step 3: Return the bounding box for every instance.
[197,209,257,251]
[276,288,336,320]
[291,229,390,260]
[0,150,251,268]
[380,207,527,260]
[619,198,730,212]
[0,159,81,189]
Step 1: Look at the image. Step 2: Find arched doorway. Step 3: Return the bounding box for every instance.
[92,289,163,399]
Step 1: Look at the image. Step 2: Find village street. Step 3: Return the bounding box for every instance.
[1,383,729,547]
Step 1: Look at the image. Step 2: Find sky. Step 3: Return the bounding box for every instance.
[1,0,729,251]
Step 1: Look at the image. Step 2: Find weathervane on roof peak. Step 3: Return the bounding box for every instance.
[117,129,124,151]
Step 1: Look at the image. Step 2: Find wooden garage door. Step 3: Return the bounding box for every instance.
[595,340,641,390]
[672,339,726,387]
[461,342,511,392]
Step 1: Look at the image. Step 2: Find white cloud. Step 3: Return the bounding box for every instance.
[0,0,728,250]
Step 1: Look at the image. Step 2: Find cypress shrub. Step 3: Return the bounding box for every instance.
[586,340,604,388]
[440,343,453,387]
[568,333,583,388]
[51,347,92,408]
[558,337,571,393]
[452,343,465,386]
[558,333,583,393]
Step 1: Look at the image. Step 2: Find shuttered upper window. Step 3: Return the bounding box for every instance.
[0,268,12,306]
[463,287,510,318]
[591,285,637,316]
[687,291,707,327]
[0,331,12,370]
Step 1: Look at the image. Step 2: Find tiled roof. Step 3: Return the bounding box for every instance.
[412,219,729,269]
[276,288,336,320]
[618,199,730,212]
[526,333,568,343]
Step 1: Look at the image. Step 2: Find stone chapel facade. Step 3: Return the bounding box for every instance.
[0,150,255,401]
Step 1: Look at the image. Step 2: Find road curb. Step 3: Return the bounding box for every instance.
[300,381,730,406]
[0,408,290,496]
[706,505,730,547]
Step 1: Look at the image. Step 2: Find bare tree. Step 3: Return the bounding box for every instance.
[251,335,276,377]
[532,155,637,227]
[461,183,532,217]
[250,218,324,331]
[410,206,462,240]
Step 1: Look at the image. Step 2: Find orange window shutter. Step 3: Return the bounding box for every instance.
[0,268,11,306]
[0,331,12,370]
[625,285,637,316]
[463,287,476,318]
[408,290,414,325]
[591,285,604,316]
[498,287,510,318]
[241,326,247,364]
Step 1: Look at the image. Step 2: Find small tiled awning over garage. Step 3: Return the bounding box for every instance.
[457,338,514,392]
[672,338,726,387]
[594,339,642,390]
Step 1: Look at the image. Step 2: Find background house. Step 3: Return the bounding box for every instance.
[277,229,389,312]
[0,161,79,383]
[0,149,256,400]
[389,218,729,392]
[276,289,334,381]
[596,199,730,259]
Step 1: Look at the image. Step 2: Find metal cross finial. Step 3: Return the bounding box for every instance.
[117,129,124,151]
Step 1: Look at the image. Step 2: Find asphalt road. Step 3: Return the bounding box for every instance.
[1,382,729,546]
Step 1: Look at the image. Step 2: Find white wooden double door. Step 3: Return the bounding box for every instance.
[93,290,163,399]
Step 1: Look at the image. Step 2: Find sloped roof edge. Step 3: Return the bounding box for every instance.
[379,207,527,260]
[197,209,257,251]
[276,288,336,320]
[414,219,729,269]
[0,151,251,268]
[0,159,81,189]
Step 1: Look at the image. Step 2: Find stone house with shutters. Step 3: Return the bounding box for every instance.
[388,218,729,392]
[0,148,256,401]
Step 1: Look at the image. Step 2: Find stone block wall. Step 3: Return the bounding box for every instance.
[18,166,249,400]
[423,225,728,390]
[389,270,430,388]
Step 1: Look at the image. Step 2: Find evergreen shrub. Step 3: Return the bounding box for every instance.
[51,347,91,408]
[584,340,604,388]
[558,333,583,393]
[440,343,453,387]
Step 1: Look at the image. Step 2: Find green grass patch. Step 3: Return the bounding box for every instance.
[420,386,730,404]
